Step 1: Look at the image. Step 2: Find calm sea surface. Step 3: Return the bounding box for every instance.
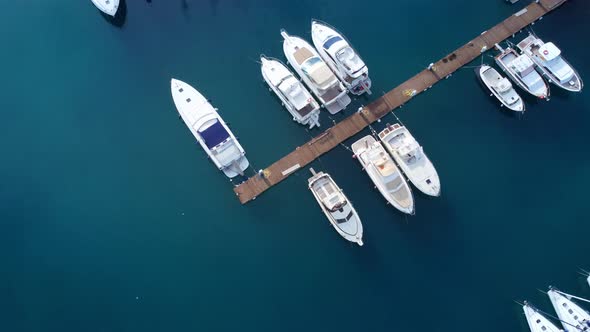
[1,0,589,331]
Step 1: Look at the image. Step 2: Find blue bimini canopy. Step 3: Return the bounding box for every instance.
[199,120,230,149]
[323,36,343,50]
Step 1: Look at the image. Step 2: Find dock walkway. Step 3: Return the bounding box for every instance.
[235,0,567,204]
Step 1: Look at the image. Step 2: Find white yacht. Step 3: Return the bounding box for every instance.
[523,302,564,332]
[170,79,249,178]
[517,34,583,92]
[91,0,119,16]
[378,124,440,197]
[547,287,590,332]
[308,168,363,246]
[351,136,414,215]
[260,55,321,129]
[311,20,372,95]
[477,65,525,112]
[281,29,351,114]
[495,45,549,99]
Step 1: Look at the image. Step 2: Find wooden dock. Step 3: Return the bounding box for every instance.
[234,0,568,204]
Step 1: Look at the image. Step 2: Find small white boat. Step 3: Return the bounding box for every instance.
[495,45,550,99]
[477,65,525,112]
[311,20,372,95]
[308,168,363,246]
[351,136,414,214]
[260,55,321,129]
[517,34,583,92]
[170,79,249,178]
[547,287,590,332]
[378,123,440,197]
[281,29,351,114]
[91,0,119,17]
[522,301,564,332]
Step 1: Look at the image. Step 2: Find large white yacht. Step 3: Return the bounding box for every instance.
[477,65,525,112]
[522,302,564,332]
[311,20,372,95]
[351,136,414,215]
[91,0,119,16]
[170,79,249,178]
[308,168,363,246]
[495,45,549,99]
[378,124,440,197]
[260,55,321,129]
[547,287,590,332]
[281,29,351,114]
[517,34,583,92]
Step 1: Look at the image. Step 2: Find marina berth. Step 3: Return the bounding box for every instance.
[495,45,549,99]
[378,124,440,197]
[476,65,525,112]
[311,20,372,95]
[91,0,119,16]
[517,34,583,92]
[547,287,590,332]
[351,136,414,214]
[260,55,321,129]
[170,79,249,178]
[281,29,351,114]
[522,302,564,332]
[308,168,363,246]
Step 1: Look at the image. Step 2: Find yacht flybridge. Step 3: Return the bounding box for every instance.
[547,287,590,332]
[351,136,414,214]
[477,65,525,112]
[281,29,351,114]
[311,20,372,95]
[308,168,363,246]
[170,79,249,178]
[495,45,549,99]
[378,124,440,197]
[522,302,564,332]
[517,34,583,92]
[260,55,321,129]
[91,0,119,16]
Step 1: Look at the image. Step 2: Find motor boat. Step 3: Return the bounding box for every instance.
[91,0,119,16]
[170,79,249,178]
[308,168,363,246]
[260,55,321,129]
[517,34,583,92]
[378,123,440,197]
[547,287,590,332]
[281,29,351,114]
[522,301,563,332]
[311,20,372,95]
[476,65,525,112]
[495,45,549,99]
[351,135,414,214]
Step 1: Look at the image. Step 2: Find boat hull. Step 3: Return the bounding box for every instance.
[547,288,590,331]
[91,0,119,16]
[476,65,525,112]
[522,302,563,332]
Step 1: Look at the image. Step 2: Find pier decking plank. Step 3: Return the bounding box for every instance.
[234,0,567,204]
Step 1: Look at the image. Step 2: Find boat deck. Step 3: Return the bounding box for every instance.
[234,0,568,204]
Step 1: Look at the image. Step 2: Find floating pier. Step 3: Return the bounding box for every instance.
[235,0,568,204]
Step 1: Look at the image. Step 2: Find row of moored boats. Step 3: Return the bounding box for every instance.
[477,33,583,112]
[522,274,590,332]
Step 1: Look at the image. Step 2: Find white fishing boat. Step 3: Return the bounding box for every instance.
[308,168,363,246]
[170,79,249,178]
[378,123,440,197]
[351,136,414,214]
[494,45,549,99]
[281,29,351,114]
[476,65,525,112]
[547,287,590,332]
[523,301,564,332]
[517,34,583,92]
[311,20,372,95]
[91,0,119,16]
[260,55,321,129]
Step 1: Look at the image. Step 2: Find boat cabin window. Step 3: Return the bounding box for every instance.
[302,57,322,75]
[323,36,343,51]
[179,88,184,93]
[198,120,230,149]
[569,309,574,314]
[186,98,191,103]
[563,303,568,307]
[541,327,546,331]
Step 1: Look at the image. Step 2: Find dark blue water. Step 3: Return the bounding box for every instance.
[1,1,589,331]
